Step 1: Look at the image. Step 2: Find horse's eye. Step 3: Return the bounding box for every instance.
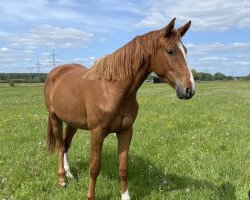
[167,49,175,56]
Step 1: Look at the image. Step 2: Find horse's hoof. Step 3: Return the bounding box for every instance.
[66,171,74,178]
[121,190,130,200]
[87,193,95,200]
[60,182,66,188]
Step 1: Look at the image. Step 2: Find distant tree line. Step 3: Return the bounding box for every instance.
[0,71,250,84]
[191,69,250,81]
[147,70,250,82]
[0,73,47,83]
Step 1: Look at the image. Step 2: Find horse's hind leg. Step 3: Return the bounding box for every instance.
[64,125,77,178]
[50,113,66,187]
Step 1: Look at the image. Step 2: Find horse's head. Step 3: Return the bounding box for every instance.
[151,18,195,100]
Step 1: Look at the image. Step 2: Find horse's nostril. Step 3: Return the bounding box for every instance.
[186,88,192,97]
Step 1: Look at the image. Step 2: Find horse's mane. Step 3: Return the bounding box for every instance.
[83,29,180,81]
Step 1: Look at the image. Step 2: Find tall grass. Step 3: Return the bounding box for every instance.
[0,81,249,199]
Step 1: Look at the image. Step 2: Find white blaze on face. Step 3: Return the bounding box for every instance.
[177,41,195,91]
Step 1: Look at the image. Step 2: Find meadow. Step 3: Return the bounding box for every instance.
[0,81,249,200]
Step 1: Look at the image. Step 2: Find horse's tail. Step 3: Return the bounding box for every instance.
[47,115,56,153]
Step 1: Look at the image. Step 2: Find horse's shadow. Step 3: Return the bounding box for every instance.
[71,152,236,200]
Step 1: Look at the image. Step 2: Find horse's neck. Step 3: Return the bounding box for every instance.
[126,35,156,95]
[127,60,152,96]
[106,34,155,96]
[98,58,151,101]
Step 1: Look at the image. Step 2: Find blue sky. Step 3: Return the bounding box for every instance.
[0,0,250,76]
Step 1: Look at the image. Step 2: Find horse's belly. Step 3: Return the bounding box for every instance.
[65,114,89,130]
[55,107,89,129]
[52,92,89,129]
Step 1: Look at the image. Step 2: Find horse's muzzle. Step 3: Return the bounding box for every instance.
[176,86,195,100]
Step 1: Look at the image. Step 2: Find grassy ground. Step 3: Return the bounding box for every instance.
[0,81,249,199]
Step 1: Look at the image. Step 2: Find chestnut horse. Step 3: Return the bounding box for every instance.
[44,18,195,200]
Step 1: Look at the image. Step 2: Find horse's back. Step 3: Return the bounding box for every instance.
[46,64,87,82]
[45,64,86,96]
[45,64,88,91]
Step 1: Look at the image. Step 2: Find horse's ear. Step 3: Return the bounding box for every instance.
[162,18,176,37]
[178,20,191,37]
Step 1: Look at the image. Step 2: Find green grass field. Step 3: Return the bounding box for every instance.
[0,81,249,200]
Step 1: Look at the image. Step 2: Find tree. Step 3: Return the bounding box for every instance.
[191,69,201,81]
[0,73,47,83]
[9,79,15,87]
[200,72,213,81]
[245,74,250,80]
[226,76,233,80]
[213,72,226,81]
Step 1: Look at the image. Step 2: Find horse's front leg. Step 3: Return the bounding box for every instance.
[87,128,105,200]
[116,127,133,200]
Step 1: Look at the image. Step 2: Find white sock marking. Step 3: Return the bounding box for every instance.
[121,189,130,200]
[60,182,66,187]
[64,152,74,178]
[177,41,195,92]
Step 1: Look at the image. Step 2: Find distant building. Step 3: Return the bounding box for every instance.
[153,76,162,83]
[153,75,165,83]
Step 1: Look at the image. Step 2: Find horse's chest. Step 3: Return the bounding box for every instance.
[111,114,132,132]
[88,98,139,132]
[110,105,138,132]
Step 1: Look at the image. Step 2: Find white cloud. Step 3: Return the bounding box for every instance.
[0,1,140,34]
[0,0,81,22]
[72,56,96,66]
[72,58,84,62]
[5,26,94,49]
[0,47,34,72]
[0,24,94,72]
[187,42,250,55]
[97,0,144,15]
[233,61,250,66]
[56,0,78,6]
[0,58,15,62]
[137,0,250,31]
[0,47,10,52]
[186,42,250,75]
[0,47,27,59]
[200,57,228,61]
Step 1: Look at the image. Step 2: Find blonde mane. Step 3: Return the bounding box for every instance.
[83,29,180,81]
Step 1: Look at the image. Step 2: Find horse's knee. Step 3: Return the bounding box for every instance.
[90,164,100,179]
[58,169,65,177]
[56,140,66,152]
